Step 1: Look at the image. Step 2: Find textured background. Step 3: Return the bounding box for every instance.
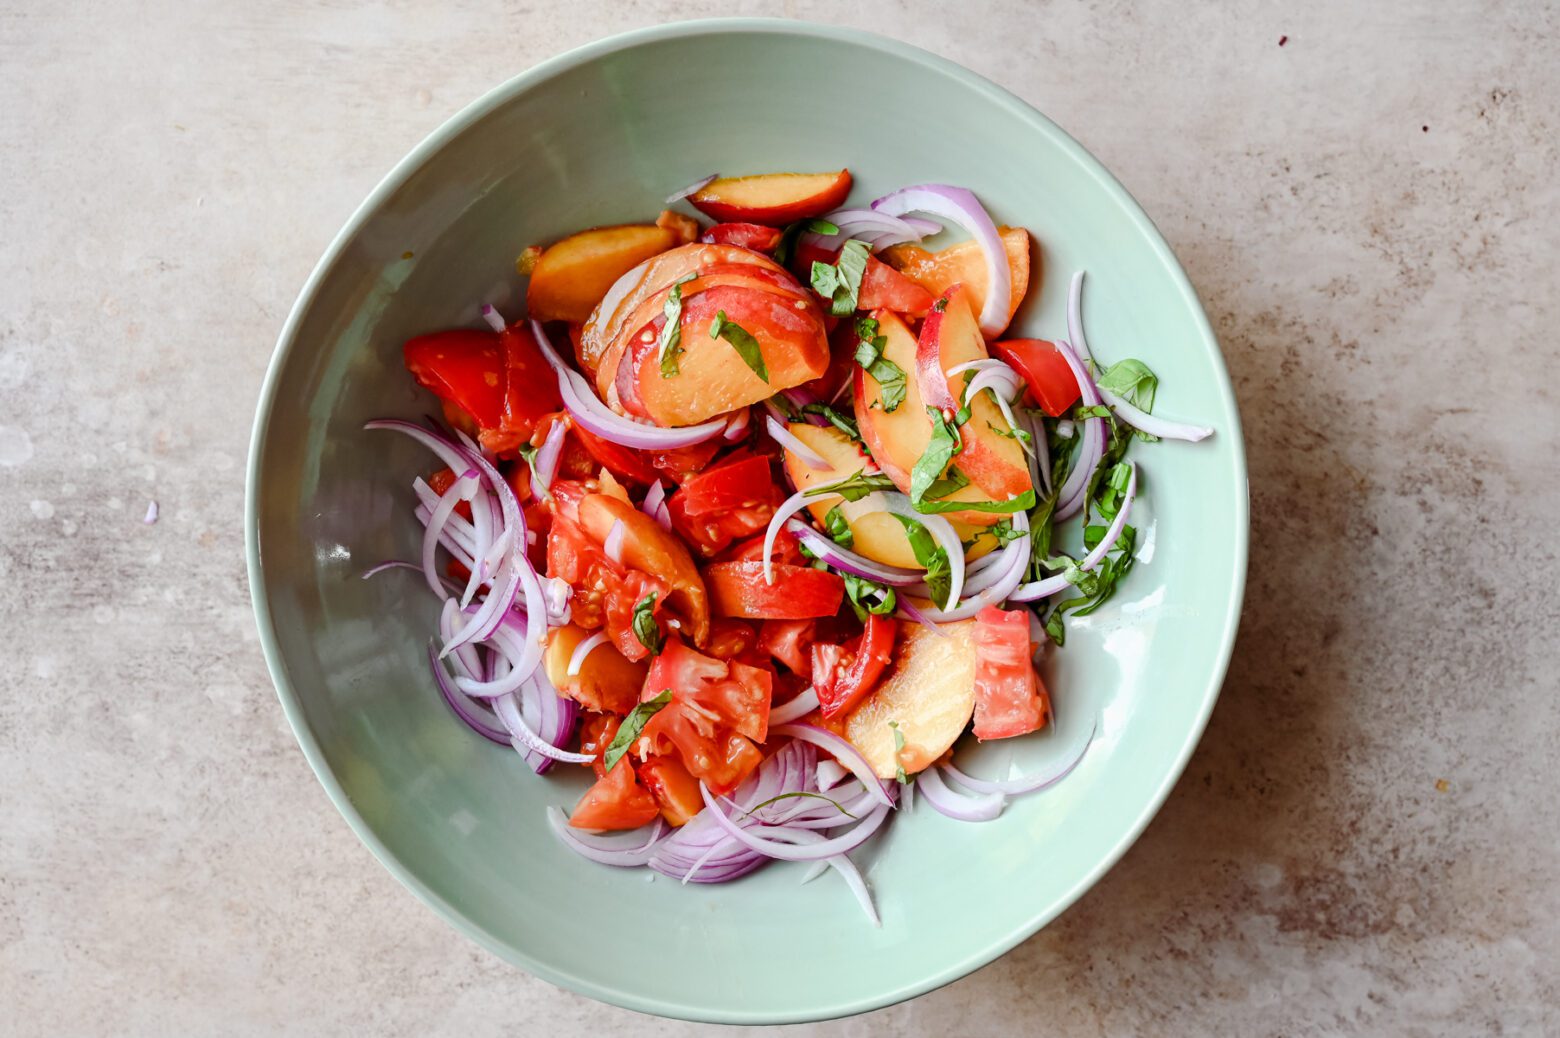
[3,1,1558,1035]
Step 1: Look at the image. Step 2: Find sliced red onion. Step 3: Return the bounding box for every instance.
[531,418,567,496]
[1101,392,1214,442]
[943,713,1097,796]
[426,641,510,746]
[438,599,486,685]
[900,215,943,237]
[143,500,159,524]
[761,489,824,585]
[421,469,479,598]
[816,757,848,791]
[786,520,924,587]
[916,765,1006,821]
[904,512,1030,622]
[480,303,506,334]
[491,682,593,765]
[567,631,610,677]
[1011,461,1136,602]
[771,723,895,808]
[896,596,949,636]
[827,856,879,926]
[1055,419,1075,439]
[769,686,820,725]
[963,367,1030,455]
[530,319,728,450]
[476,527,514,593]
[542,576,572,626]
[641,479,672,531]
[1052,340,1106,522]
[700,783,892,862]
[548,808,667,865]
[665,173,716,204]
[872,184,1010,337]
[603,519,626,564]
[1066,271,1093,363]
[1025,410,1052,496]
[802,207,931,252]
[462,479,497,607]
[723,407,751,441]
[879,493,965,609]
[765,415,830,470]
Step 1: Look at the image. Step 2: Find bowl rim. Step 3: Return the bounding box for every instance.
[246,16,1249,1024]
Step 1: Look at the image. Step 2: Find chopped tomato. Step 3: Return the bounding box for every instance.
[991,339,1083,417]
[718,531,809,567]
[572,422,661,486]
[638,755,704,826]
[704,617,759,662]
[602,569,674,663]
[504,460,532,503]
[649,439,724,483]
[858,256,933,314]
[496,321,563,448]
[971,606,1049,739]
[578,494,710,648]
[811,614,896,718]
[569,757,660,831]
[578,713,621,779]
[704,561,844,620]
[667,455,781,557]
[403,329,505,438]
[427,467,474,520]
[700,222,784,252]
[545,514,613,629]
[640,637,771,794]
[758,618,817,676]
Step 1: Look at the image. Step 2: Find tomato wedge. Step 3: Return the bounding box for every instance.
[637,755,704,826]
[570,756,661,831]
[857,256,933,314]
[403,329,505,435]
[717,531,809,568]
[758,618,817,676]
[703,561,845,620]
[991,339,1083,417]
[578,713,621,779]
[971,605,1049,739]
[668,455,781,557]
[497,321,563,446]
[700,222,784,252]
[811,614,896,718]
[571,422,661,485]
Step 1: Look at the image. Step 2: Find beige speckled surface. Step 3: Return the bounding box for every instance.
[4,2,1558,1034]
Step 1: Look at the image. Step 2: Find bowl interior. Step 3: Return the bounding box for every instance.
[248,20,1246,1024]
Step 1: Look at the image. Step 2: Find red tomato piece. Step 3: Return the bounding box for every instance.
[640,637,771,794]
[700,222,784,252]
[571,422,661,486]
[494,321,563,450]
[569,757,661,831]
[758,619,817,676]
[991,339,1083,417]
[811,614,896,718]
[971,606,1049,739]
[717,531,809,567]
[703,561,844,620]
[857,256,933,315]
[704,618,759,662]
[667,455,781,557]
[403,329,505,435]
[578,713,621,780]
[427,467,475,521]
[637,755,704,826]
[649,439,725,484]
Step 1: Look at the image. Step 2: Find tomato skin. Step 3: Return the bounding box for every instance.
[578,714,621,779]
[704,561,844,620]
[758,618,817,676]
[704,618,759,662]
[991,339,1083,417]
[700,222,784,252]
[668,455,781,557]
[638,756,704,826]
[569,757,661,831]
[577,494,710,648]
[971,606,1049,739]
[858,256,933,314]
[649,439,726,484]
[571,422,661,486]
[497,321,563,446]
[718,531,809,567]
[404,329,505,432]
[812,614,896,718]
[640,638,772,794]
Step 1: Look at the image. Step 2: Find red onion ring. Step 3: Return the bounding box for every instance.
[761,489,825,585]
[765,415,830,469]
[872,184,1010,337]
[699,783,893,862]
[603,518,626,565]
[878,493,965,609]
[723,407,751,441]
[548,809,667,865]
[491,681,593,765]
[566,631,609,677]
[942,713,1097,796]
[1011,461,1136,602]
[641,479,672,531]
[769,686,819,725]
[532,419,567,496]
[916,765,1006,821]
[1051,340,1106,522]
[771,723,895,808]
[785,520,925,587]
[479,303,506,333]
[426,641,510,746]
[421,469,478,598]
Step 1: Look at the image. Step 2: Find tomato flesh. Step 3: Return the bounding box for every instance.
[569,757,660,831]
[668,454,781,557]
[812,614,896,718]
[638,756,705,826]
[700,222,784,252]
[640,638,771,794]
[703,561,844,620]
[403,329,505,435]
[991,339,1083,417]
[971,606,1049,739]
[758,619,817,676]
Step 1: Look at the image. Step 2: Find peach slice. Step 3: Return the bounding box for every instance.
[527,224,679,324]
[688,170,852,226]
[543,623,647,715]
[916,286,1032,502]
[846,619,978,779]
[881,226,1033,334]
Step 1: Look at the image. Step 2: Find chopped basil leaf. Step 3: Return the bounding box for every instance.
[1043,608,1066,647]
[602,689,672,772]
[889,720,909,784]
[773,218,840,265]
[806,218,841,235]
[804,468,897,502]
[989,420,1034,446]
[657,273,697,379]
[810,239,870,316]
[921,466,970,503]
[892,513,952,609]
[911,488,1037,516]
[631,592,665,656]
[1073,404,1114,420]
[1096,358,1158,413]
[801,402,861,441]
[823,504,854,548]
[709,309,768,383]
[989,517,1027,546]
[843,573,896,621]
[741,790,857,820]
[852,318,907,413]
[932,296,948,313]
[908,406,961,505]
[769,392,799,421]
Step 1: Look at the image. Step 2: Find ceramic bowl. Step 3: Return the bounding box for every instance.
[246,18,1247,1024]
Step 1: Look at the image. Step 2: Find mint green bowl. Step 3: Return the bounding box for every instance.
[246,18,1247,1024]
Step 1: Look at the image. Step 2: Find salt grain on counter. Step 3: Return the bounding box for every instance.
[144,500,159,525]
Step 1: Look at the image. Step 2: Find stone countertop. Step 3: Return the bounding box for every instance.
[3,2,1556,1034]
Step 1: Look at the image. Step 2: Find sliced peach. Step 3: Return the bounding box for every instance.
[618,279,830,426]
[851,309,1016,527]
[527,225,678,324]
[580,243,783,384]
[916,285,1032,502]
[846,619,977,779]
[689,170,852,226]
[543,623,647,715]
[780,422,993,568]
[881,226,1033,334]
